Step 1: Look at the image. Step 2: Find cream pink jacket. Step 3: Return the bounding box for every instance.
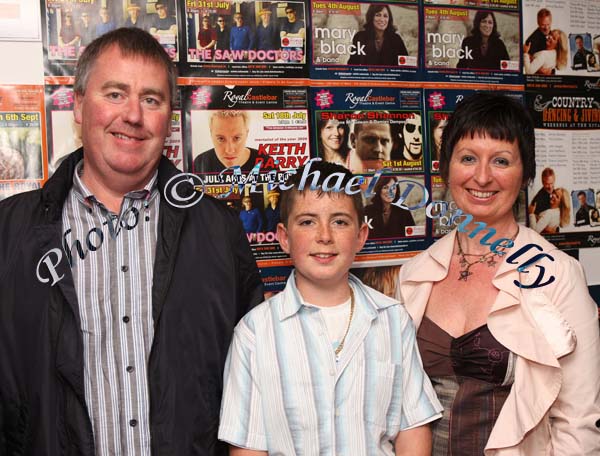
[398,227,600,455]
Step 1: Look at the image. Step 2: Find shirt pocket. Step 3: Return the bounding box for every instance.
[362,360,399,429]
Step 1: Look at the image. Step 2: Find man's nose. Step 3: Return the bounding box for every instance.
[123,98,142,125]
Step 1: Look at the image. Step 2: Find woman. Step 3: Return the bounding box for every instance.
[523,29,568,74]
[197,15,216,58]
[529,187,570,233]
[457,11,509,70]
[430,115,448,162]
[347,4,408,66]
[317,117,349,166]
[58,12,80,48]
[365,176,415,239]
[398,93,600,455]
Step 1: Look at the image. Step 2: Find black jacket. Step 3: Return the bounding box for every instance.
[0,149,264,455]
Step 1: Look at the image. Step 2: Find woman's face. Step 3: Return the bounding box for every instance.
[546,30,559,50]
[380,179,397,204]
[448,133,523,227]
[550,190,560,208]
[479,15,494,38]
[373,9,389,32]
[321,120,344,151]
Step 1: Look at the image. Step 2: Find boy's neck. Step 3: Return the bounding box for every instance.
[295,273,352,307]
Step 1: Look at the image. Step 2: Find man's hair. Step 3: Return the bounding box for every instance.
[285,5,297,13]
[74,27,177,108]
[575,34,583,41]
[279,160,364,226]
[578,191,586,198]
[209,110,249,129]
[541,167,555,179]
[440,92,536,188]
[537,8,551,20]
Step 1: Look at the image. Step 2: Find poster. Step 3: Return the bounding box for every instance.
[183,84,310,264]
[181,0,308,79]
[523,0,600,83]
[0,85,46,201]
[42,0,181,77]
[310,0,420,81]
[44,85,183,177]
[423,4,522,84]
[0,0,41,40]
[311,86,425,173]
[526,87,600,249]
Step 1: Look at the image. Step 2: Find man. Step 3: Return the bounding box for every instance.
[229,12,254,59]
[256,8,278,51]
[95,7,116,37]
[573,35,593,70]
[215,15,230,50]
[525,8,552,56]
[264,189,280,232]
[529,167,555,216]
[348,119,393,172]
[575,191,592,226]
[124,2,145,29]
[279,4,305,62]
[0,28,263,455]
[78,11,94,47]
[149,1,177,34]
[399,113,422,161]
[193,110,275,173]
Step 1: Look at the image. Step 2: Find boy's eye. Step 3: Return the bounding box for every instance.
[298,219,314,226]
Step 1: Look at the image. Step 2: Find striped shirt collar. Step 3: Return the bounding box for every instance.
[71,159,159,210]
[278,271,397,321]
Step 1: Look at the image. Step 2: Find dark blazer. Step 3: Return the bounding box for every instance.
[347,30,408,66]
[456,35,510,70]
[0,149,263,455]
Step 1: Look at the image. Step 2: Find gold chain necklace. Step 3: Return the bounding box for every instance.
[334,287,355,358]
[456,230,516,281]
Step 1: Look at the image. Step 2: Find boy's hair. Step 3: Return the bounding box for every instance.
[279,160,364,226]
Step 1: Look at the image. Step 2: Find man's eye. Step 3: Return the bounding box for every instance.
[144,97,160,106]
[333,219,349,226]
[216,137,225,143]
[107,92,123,100]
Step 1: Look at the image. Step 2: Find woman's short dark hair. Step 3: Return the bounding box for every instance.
[74,27,178,108]
[471,10,500,42]
[439,92,536,188]
[364,4,396,36]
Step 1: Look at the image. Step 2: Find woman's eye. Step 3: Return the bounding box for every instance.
[460,155,475,163]
[494,157,509,166]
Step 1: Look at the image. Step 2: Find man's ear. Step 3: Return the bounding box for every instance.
[73,92,84,126]
[277,222,290,254]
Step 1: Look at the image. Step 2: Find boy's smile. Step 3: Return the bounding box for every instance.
[277,191,368,304]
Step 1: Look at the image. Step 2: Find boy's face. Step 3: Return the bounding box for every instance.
[277,191,368,293]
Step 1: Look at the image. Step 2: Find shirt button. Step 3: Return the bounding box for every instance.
[121,265,129,272]
[126,365,134,373]
[122,316,130,323]
[129,419,137,427]
[335,408,340,417]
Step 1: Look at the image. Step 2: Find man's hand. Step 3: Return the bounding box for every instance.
[528,202,536,215]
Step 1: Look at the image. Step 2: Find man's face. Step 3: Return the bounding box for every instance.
[542,174,555,193]
[537,15,551,36]
[286,9,296,23]
[156,4,167,19]
[210,115,250,167]
[81,13,90,25]
[74,45,171,186]
[353,123,392,165]
[100,9,109,23]
[217,17,225,29]
[260,12,271,25]
[129,8,139,20]
[578,193,587,206]
[576,37,584,50]
[234,15,243,26]
[402,114,422,158]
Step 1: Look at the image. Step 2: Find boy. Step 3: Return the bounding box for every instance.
[218,161,442,455]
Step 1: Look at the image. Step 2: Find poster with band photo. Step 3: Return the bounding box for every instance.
[310,0,420,81]
[180,0,309,79]
[41,0,182,77]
